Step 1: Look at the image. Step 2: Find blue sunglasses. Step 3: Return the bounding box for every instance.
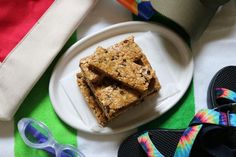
[18,118,85,157]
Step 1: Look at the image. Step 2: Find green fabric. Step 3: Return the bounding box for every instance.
[139,82,195,131]
[14,33,78,157]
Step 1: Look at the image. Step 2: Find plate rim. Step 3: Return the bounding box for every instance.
[49,21,194,134]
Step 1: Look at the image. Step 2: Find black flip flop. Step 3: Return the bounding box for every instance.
[118,129,183,157]
[207,66,236,111]
[118,109,236,157]
[118,67,236,157]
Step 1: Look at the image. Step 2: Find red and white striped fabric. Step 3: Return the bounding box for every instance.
[0,0,53,62]
[0,0,97,120]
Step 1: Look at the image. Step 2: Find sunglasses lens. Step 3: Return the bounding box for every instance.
[24,121,49,144]
[60,148,85,157]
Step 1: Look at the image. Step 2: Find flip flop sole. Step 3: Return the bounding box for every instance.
[207,66,236,109]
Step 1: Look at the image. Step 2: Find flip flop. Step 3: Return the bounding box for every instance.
[207,66,236,112]
[118,109,236,157]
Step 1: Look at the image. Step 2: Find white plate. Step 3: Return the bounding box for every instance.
[49,21,193,134]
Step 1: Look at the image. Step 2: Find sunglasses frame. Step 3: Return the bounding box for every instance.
[18,118,85,157]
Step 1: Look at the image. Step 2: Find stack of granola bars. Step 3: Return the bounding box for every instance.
[76,36,161,126]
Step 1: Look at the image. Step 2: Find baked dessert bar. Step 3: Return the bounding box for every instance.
[80,36,143,83]
[76,73,108,126]
[89,54,155,93]
[84,76,142,120]
[77,36,161,126]
[80,36,160,93]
